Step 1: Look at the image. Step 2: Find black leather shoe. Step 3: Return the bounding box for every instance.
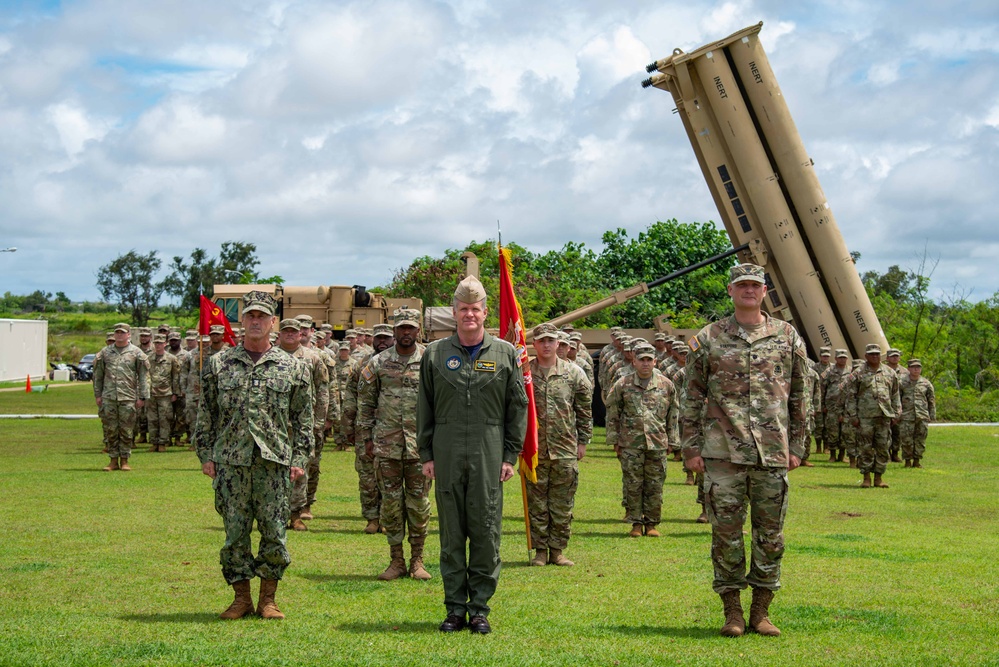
[439,614,466,632]
[468,615,491,634]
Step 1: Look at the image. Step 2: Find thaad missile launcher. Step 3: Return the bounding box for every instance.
[642,22,888,359]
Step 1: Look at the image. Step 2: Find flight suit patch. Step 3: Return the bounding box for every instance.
[474,360,496,372]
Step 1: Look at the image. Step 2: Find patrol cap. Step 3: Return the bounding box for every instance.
[394,308,421,329]
[560,324,574,332]
[295,314,314,328]
[320,323,333,332]
[820,346,832,357]
[185,333,198,341]
[201,335,211,343]
[610,326,623,332]
[865,343,882,355]
[139,327,152,336]
[622,338,636,351]
[454,275,487,304]
[887,348,901,358]
[186,329,198,337]
[279,318,301,331]
[729,263,766,285]
[835,349,849,359]
[673,342,689,354]
[569,332,582,341]
[654,333,667,342]
[634,344,656,359]
[338,342,350,351]
[153,334,166,343]
[209,325,225,335]
[533,323,559,340]
[373,323,394,338]
[168,332,181,341]
[908,358,922,367]
[242,290,277,316]
[311,332,324,344]
[113,322,130,333]
[557,332,571,344]
[345,329,357,339]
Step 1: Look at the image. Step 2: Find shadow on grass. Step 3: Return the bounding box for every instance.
[815,483,865,489]
[573,518,630,525]
[120,612,218,624]
[600,623,716,639]
[298,572,379,582]
[335,620,439,633]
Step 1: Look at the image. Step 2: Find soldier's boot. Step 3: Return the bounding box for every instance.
[828,450,838,463]
[904,459,912,468]
[748,588,780,636]
[378,544,407,581]
[530,549,548,567]
[816,440,824,454]
[549,549,574,566]
[891,451,902,463]
[685,471,696,486]
[219,579,255,620]
[290,511,308,531]
[408,540,432,580]
[801,459,815,467]
[837,450,845,463]
[719,590,745,637]
[137,433,147,444]
[672,451,682,462]
[300,506,313,521]
[696,510,708,524]
[363,519,381,534]
[913,459,923,468]
[873,474,889,488]
[102,446,108,454]
[256,579,284,619]
[119,457,131,472]
[103,457,119,472]
[628,523,643,538]
[645,526,661,537]
[861,472,872,488]
[849,456,858,469]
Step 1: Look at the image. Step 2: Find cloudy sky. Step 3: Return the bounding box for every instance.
[1,0,996,305]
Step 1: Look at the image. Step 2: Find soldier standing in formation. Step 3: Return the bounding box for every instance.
[899,359,936,468]
[93,323,149,471]
[606,342,678,538]
[417,276,528,634]
[333,342,359,452]
[196,291,313,620]
[134,327,154,445]
[527,323,593,567]
[682,263,808,638]
[885,348,906,462]
[167,331,188,446]
[146,334,180,453]
[821,350,852,463]
[357,308,432,581]
[844,343,901,488]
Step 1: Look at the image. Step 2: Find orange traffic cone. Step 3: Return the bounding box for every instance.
[25,375,31,392]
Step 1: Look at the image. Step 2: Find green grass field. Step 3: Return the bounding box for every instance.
[1,384,997,666]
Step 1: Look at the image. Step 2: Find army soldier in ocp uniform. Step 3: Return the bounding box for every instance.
[527,323,592,567]
[147,334,180,453]
[682,263,808,638]
[93,323,149,471]
[196,291,313,620]
[844,343,901,488]
[899,359,935,468]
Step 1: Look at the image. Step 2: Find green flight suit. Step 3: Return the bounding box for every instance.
[417,332,528,619]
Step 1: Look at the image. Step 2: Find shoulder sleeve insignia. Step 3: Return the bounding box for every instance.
[688,336,700,353]
[361,365,374,383]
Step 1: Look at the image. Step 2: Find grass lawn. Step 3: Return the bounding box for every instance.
[0,386,997,666]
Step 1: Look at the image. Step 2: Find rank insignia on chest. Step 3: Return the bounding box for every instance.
[252,378,261,388]
[474,360,496,372]
[446,356,462,371]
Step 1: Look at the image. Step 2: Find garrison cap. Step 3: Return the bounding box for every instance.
[865,343,882,355]
[242,290,277,316]
[835,349,849,359]
[454,275,487,304]
[373,323,394,338]
[168,332,181,341]
[209,325,225,335]
[533,323,559,340]
[887,348,901,358]
[279,318,301,331]
[907,358,922,367]
[394,308,421,328]
[634,344,656,359]
[729,263,766,285]
[152,334,166,343]
[113,322,130,333]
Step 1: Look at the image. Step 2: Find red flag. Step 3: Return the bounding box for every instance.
[199,295,237,347]
[498,245,538,483]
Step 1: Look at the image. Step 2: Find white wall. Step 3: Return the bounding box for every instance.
[0,319,48,382]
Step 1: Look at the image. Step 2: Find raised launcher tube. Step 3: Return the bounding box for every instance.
[643,23,888,358]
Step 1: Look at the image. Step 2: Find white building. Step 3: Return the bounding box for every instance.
[0,319,47,382]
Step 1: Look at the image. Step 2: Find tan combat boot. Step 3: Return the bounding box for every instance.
[548,549,574,566]
[363,519,381,534]
[849,456,858,468]
[873,474,889,488]
[219,579,255,620]
[719,590,745,637]
[645,527,661,537]
[913,459,922,468]
[530,549,548,567]
[748,588,780,636]
[300,506,313,520]
[904,459,912,468]
[861,472,872,488]
[685,471,695,486]
[828,451,837,463]
[290,511,308,531]
[119,458,131,471]
[103,457,119,472]
[378,544,407,581]
[628,523,643,538]
[408,539,432,580]
[696,510,709,524]
[256,579,284,619]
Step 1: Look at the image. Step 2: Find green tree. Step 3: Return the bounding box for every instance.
[95,250,163,326]
[162,242,277,310]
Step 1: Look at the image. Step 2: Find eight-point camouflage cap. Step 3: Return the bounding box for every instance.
[373,323,394,337]
[908,358,922,367]
[113,322,130,333]
[209,325,225,335]
[393,308,421,328]
[454,275,487,304]
[865,343,882,355]
[242,290,277,316]
[729,263,766,285]
[887,348,901,357]
[533,323,558,340]
[279,318,301,331]
[835,349,849,358]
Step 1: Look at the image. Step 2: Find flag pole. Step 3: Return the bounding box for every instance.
[520,467,533,553]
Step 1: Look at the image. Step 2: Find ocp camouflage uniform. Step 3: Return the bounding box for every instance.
[184,345,224,447]
[356,345,430,550]
[681,313,808,595]
[172,346,189,443]
[333,355,360,449]
[606,368,678,528]
[286,346,329,515]
[527,357,592,552]
[844,364,901,476]
[820,364,851,461]
[802,366,821,462]
[899,373,935,464]
[344,353,380,521]
[93,343,149,460]
[196,345,313,585]
[307,346,340,509]
[573,350,594,389]
[148,351,180,450]
[136,338,154,441]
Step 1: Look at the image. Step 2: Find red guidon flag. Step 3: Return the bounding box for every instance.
[498,245,538,483]
[199,295,237,347]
